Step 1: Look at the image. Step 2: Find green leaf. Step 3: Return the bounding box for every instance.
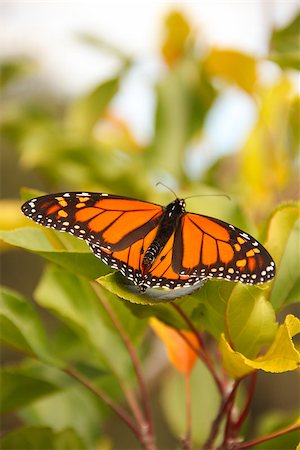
[0,287,60,366]
[254,411,300,450]
[160,361,220,445]
[97,271,204,305]
[190,280,235,340]
[0,227,110,279]
[226,284,277,358]
[150,60,215,180]
[266,203,300,309]
[19,387,104,448]
[34,266,134,378]
[1,367,59,413]
[66,77,120,135]
[0,426,86,450]
[0,57,36,89]
[76,32,131,64]
[269,12,300,70]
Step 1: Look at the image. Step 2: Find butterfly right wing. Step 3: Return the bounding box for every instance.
[171,212,275,284]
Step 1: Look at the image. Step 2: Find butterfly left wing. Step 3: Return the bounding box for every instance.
[21,192,164,251]
[171,213,276,284]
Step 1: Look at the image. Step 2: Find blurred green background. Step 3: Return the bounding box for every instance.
[1,2,299,449]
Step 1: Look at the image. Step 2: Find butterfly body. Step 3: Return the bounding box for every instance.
[21,192,276,291]
[142,198,185,274]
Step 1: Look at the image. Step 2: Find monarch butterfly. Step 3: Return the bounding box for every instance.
[21,192,275,292]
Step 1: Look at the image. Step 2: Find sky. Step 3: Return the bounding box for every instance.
[1,1,299,175]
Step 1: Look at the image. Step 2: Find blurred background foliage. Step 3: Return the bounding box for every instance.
[1,7,299,450]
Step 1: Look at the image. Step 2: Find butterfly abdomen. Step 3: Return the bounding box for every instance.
[142,198,186,272]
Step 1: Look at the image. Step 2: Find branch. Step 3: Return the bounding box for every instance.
[92,282,155,450]
[235,422,300,449]
[203,380,241,450]
[233,372,257,432]
[64,366,140,440]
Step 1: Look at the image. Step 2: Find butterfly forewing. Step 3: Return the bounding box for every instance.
[21,192,164,251]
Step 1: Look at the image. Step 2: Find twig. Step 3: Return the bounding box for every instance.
[221,380,241,448]
[234,422,300,449]
[92,282,155,450]
[171,303,225,395]
[171,302,207,352]
[233,372,257,432]
[64,367,140,440]
[203,380,241,450]
[222,373,257,448]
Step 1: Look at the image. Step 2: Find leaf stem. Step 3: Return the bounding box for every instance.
[92,282,155,450]
[234,422,300,449]
[171,303,225,395]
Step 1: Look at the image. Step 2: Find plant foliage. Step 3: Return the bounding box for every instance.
[1,9,299,450]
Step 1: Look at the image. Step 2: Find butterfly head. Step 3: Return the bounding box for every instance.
[165,198,186,218]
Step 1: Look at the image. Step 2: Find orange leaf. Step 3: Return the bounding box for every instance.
[150,317,200,375]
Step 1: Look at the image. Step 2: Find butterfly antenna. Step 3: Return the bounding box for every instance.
[184,193,231,201]
[155,182,177,199]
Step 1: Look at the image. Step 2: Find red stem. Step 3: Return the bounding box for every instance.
[92,283,155,450]
[235,422,300,449]
[233,372,257,432]
[64,367,140,440]
[203,380,240,450]
[222,373,258,448]
[222,380,241,448]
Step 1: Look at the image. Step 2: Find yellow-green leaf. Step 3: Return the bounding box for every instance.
[220,314,300,379]
[226,284,277,358]
[269,11,300,70]
[239,79,297,212]
[0,200,31,250]
[266,202,300,309]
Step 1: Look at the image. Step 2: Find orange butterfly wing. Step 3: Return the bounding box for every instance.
[171,213,275,284]
[21,192,164,251]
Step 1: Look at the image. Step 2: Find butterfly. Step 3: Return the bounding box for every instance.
[21,192,276,292]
